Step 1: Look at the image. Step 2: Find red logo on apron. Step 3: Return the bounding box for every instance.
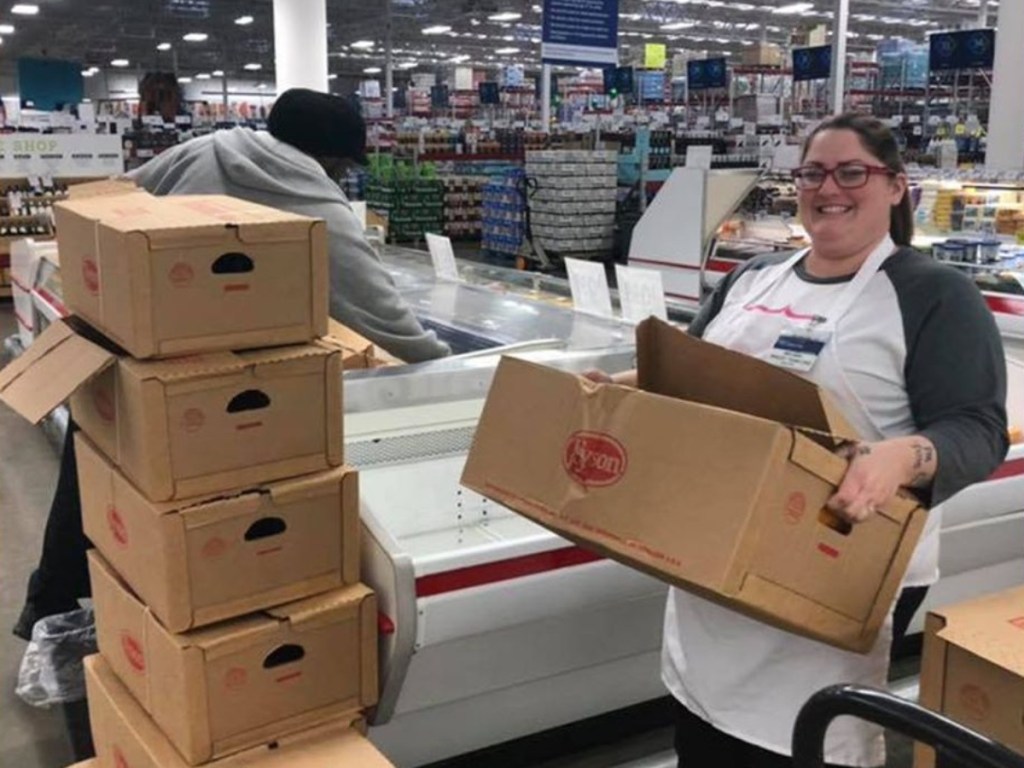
[563,431,628,487]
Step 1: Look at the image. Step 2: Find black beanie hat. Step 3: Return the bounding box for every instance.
[268,88,368,165]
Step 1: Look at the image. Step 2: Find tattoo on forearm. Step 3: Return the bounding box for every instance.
[912,442,935,470]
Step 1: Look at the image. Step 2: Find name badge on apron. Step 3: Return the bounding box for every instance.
[768,323,832,372]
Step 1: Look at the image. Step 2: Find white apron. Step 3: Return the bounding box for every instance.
[663,236,929,767]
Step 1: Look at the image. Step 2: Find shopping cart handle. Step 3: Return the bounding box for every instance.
[792,684,1024,768]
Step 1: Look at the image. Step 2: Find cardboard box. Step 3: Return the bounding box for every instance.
[916,586,1024,767]
[0,320,343,501]
[53,190,328,358]
[88,551,378,764]
[84,655,394,768]
[326,319,377,370]
[76,433,360,632]
[742,42,783,67]
[461,318,926,653]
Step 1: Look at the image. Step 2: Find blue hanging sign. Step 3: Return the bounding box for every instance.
[687,58,727,90]
[929,29,995,71]
[792,45,832,82]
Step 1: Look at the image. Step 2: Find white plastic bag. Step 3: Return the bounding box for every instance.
[16,608,96,708]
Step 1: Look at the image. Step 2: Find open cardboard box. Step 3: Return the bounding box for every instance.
[76,433,361,633]
[0,319,344,501]
[53,187,328,359]
[916,586,1024,767]
[84,654,393,768]
[88,551,378,764]
[462,318,926,653]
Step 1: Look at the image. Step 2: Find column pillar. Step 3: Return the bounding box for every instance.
[987,0,1024,169]
[273,0,329,93]
[828,0,849,115]
[541,63,552,132]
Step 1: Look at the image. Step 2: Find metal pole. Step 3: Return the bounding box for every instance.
[828,0,849,115]
[977,2,988,28]
[385,0,394,118]
[541,63,552,132]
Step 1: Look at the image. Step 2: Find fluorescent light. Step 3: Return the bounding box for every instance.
[257,83,267,89]
[110,58,129,67]
[448,54,470,63]
[182,32,208,42]
[81,69,95,76]
[0,23,14,33]
[196,73,211,79]
[495,47,520,54]
[177,76,192,83]
[328,73,338,80]
[11,4,38,15]
[351,40,375,49]
[363,66,382,73]
[661,21,696,30]
[212,69,224,76]
[422,25,451,34]
[772,2,814,14]
[156,42,172,51]
[243,62,262,70]
[488,11,521,21]
[234,15,253,25]
[398,61,418,69]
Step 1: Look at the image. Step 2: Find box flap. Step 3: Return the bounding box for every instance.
[118,344,332,383]
[67,178,141,199]
[266,583,373,627]
[636,317,859,442]
[932,586,1024,674]
[0,319,115,424]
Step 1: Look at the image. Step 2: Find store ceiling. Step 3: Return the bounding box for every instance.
[0,0,1002,86]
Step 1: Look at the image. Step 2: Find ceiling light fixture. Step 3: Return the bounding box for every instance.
[398,61,418,69]
[257,83,267,89]
[661,21,696,30]
[488,11,522,21]
[212,69,224,76]
[196,73,211,79]
[110,58,129,67]
[0,23,14,33]
[422,24,451,34]
[234,15,253,25]
[11,4,38,15]
[81,68,95,76]
[182,32,208,42]
[448,54,470,62]
[156,42,171,51]
[495,47,519,54]
[351,40,375,49]
[328,73,338,80]
[178,76,192,83]
[772,2,814,14]
[243,62,262,70]
[363,66,382,73]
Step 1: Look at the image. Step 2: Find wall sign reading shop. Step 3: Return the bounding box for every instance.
[541,0,619,67]
[0,134,125,178]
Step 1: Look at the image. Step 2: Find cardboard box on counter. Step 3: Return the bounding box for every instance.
[88,551,378,765]
[462,318,926,654]
[85,654,394,768]
[916,586,1024,767]
[742,42,783,67]
[0,320,343,501]
[77,433,360,633]
[53,188,328,359]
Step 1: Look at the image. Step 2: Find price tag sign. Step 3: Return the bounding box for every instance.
[615,265,668,323]
[424,232,461,283]
[142,114,163,126]
[565,257,613,318]
[686,145,713,169]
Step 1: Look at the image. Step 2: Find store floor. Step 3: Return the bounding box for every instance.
[0,301,916,768]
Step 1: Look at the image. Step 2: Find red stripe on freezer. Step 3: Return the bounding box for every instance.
[989,457,1024,481]
[984,294,1024,317]
[415,547,603,597]
[628,257,738,274]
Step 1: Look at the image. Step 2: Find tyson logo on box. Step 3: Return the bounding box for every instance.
[169,262,195,288]
[82,258,100,296]
[958,684,991,721]
[107,505,128,547]
[120,631,145,674]
[563,431,628,488]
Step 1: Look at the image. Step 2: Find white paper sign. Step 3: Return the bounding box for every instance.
[564,257,613,318]
[350,201,367,229]
[772,144,802,170]
[686,145,713,169]
[425,232,461,283]
[615,265,668,323]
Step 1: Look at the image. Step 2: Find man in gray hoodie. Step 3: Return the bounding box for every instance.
[129,88,449,363]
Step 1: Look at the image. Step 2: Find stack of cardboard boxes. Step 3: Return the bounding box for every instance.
[0,185,393,767]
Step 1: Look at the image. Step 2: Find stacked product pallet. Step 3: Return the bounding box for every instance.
[481,168,526,257]
[442,177,484,241]
[366,178,444,243]
[525,150,617,260]
[0,184,393,768]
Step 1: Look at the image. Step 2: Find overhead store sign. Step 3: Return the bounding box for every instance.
[792,45,832,82]
[687,58,728,90]
[928,29,996,71]
[0,134,124,179]
[541,0,619,67]
[644,43,667,70]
